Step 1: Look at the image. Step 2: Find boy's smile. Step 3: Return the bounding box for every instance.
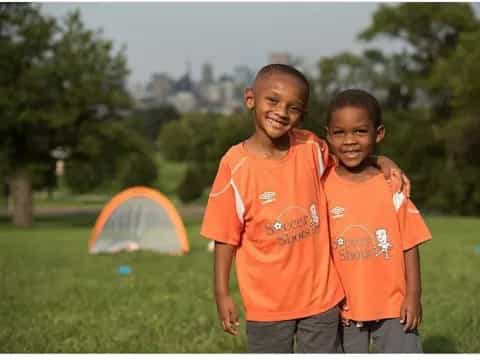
[327,106,384,171]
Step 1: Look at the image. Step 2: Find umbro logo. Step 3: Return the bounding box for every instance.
[330,206,345,219]
[259,191,276,204]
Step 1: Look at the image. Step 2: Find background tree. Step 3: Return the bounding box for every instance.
[158,112,252,201]
[126,105,180,144]
[0,5,153,226]
[309,3,480,214]
[0,4,58,226]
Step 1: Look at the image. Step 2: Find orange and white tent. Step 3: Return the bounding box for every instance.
[89,187,189,255]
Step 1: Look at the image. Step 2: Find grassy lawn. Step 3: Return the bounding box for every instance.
[0,214,478,353]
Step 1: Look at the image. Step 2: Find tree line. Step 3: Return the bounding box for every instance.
[161,4,480,216]
[2,4,480,227]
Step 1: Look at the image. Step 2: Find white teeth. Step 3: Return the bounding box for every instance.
[268,118,286,128]
[343,151,359,158]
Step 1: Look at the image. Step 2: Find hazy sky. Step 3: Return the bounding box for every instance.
[42,2,388,86]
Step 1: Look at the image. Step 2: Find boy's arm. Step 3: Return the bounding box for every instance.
[214,241,240,336]
[373,156,411,197]
[401,246,422,332]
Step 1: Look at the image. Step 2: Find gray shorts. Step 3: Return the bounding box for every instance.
[340,318,423,353]
[246,305,340,353]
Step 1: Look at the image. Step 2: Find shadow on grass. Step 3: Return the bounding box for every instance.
[423,335,457,353]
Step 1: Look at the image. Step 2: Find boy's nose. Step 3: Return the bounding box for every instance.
[275,103,288,118]
[343,133,357,144]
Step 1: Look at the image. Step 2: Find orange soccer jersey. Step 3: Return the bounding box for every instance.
[201,129,344,321]
[324,168,432,322]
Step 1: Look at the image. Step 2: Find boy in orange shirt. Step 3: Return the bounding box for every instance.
[323,89,432,353]
[201,65,405,353]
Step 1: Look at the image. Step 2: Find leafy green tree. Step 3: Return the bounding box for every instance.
[0,4,58,226]
[158,112,252,202]
[310,3,480,214]
[116,151,158,190]
[64,123,158,193]
[0,5,134,226]
[358,3,480,214]
[126,105,180,143]
[359,3,480,117]
[429,30,480,213]
[177,163,210,203]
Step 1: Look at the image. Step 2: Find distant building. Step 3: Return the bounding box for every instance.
[132,60,293,114]
[168,91,198,113]
[269,52,293,66]
[173,72,194,93]
[147,73,173,100]
[129,82,149,109]
[201,63,214,85]
[233,65,254,86]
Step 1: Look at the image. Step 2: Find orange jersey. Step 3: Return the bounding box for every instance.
[324,168,432,321]
[201,129,344,321]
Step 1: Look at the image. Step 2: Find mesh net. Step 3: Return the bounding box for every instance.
[91,197,182,254]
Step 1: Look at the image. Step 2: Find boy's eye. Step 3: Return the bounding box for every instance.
[355,129,368,135]
[289,107,302,114]
[266,97,278,104]
[332,130,344,136]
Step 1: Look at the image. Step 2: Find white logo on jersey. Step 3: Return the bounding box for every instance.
[259,191,276,204]
[330,206,345,219]
[375,228,392,259]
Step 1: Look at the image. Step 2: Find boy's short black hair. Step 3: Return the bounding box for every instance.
[255,63,310,99]
[327,89,382,128]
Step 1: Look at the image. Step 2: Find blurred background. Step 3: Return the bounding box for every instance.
[0,2,479,353]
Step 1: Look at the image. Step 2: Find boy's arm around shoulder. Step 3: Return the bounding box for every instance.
[374,156,411,197]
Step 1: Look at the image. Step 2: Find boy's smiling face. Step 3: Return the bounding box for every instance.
[244,72,308,140]
[327,106,384,170]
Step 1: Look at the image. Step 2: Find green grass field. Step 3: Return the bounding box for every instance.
[0,214,479,353]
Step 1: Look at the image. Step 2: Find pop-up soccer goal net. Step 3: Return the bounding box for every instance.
[88,187,189,255]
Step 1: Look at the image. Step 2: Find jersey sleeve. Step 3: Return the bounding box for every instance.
[310,132,332,177]
[200,157,243,246]
[393,192,432,250]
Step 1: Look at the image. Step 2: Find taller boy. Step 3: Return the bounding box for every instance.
[201,64,344,353]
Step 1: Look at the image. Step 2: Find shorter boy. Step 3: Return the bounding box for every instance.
[323,89,432,353]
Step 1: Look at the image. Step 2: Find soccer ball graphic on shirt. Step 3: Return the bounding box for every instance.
[273,221,283,231]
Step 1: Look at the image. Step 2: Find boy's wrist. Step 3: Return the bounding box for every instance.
[215,288,230,298]
[406,288,421,299]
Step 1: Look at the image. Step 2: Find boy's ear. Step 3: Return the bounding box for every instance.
[376,125,385,143]
[244,88,255,110]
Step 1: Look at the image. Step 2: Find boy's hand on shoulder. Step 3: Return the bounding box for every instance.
[375,156,411,197]
[400,294,422,332]
[216,294,240,336]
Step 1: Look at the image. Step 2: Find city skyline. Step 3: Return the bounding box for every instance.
[42,2,397,86]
